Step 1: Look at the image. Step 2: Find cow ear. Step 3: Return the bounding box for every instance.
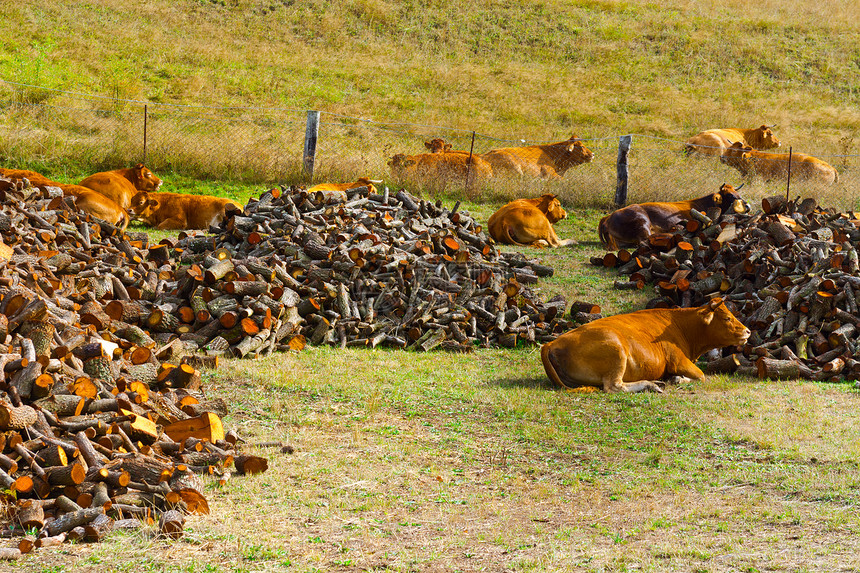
[147,199,159,208]
[135,163,144,169]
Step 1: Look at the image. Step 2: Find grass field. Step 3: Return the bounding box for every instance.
[3,0,860,571]
[11,206,860,573]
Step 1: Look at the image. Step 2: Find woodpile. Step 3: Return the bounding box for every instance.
[0,176,271,555]
[0,172,568,553]
[169,184,570,354]
[596,193,860,382]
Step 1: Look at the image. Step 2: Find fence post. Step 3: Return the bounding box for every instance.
[143,104,148,165]
[615,134,632,207]
[303,110,321,180]
[464,131,476,189]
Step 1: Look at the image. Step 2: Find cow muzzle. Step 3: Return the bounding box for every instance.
[732,199,750,214]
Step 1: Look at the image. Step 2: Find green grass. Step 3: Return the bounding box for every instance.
[2,0,860,207]
[12,199,860,572]
[4,1,860,570]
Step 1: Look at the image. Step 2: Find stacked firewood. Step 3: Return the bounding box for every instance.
[167,184,571,354]
[0,178,270,557]
[596,193,860,382]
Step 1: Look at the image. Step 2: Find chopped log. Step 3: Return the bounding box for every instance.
[158,509,185,540]
[234,454,269,475]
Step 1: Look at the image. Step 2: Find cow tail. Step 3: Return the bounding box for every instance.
[598,216,617,250]
[499,223,528,246]
[541,343,577,390]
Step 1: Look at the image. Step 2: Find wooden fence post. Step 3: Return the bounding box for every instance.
[143,104,148,165]
[303,110,321,180]
[615,134,632,207]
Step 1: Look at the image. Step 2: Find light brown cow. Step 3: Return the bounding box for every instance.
[481,135,593,179]
[488,194,574,248]
[388,152,492,191]
[61,184,130,231]
[130,191,243,230]
[0,168,54,186]
[598,184,749,250]
[720,141,838,184]
[685,125,781,156]
[307,177,382,202]
[79,164,163,210]
[424,138,469,155]
[541,298,750,393]
[0,167,129,230]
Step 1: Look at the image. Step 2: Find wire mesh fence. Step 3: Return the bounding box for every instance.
[1,80,858,210]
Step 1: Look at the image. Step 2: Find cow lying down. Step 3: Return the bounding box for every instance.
[541,298,750,393]
[130,191,243,230]
[488,194,575,248]
[598,184,749,250]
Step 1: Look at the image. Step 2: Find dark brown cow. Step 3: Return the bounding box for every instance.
[598,184,749,250]
[541,298,750,393]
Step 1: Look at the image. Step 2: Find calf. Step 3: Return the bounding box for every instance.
[720,141,838,184]
[598,184,749,250]
[79,164,163,210]
[130,191,243,230]
[488,194,574,248]
[541,298,750,393]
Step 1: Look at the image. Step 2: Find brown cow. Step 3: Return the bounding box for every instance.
[424,138,469,155]
[79,164,163,210]
[0,168,54,186]
[61,184,130,231]
[685,125,781,156]
[598,184,749,250]
[481,135,593,179]
[488,194,574,248]
[541,298,750,393]
[0,168,129,230]
[130,191,243,230]
[388,152,492,190]
[307,177,382,202]
[720,141,838,184]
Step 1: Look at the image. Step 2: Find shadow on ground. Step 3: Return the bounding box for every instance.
[490,375,554,390]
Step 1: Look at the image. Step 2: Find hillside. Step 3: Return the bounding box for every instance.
[3,0,859,138]
[1,0,859,207]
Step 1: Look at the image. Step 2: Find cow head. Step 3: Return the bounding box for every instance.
[131,163,162,192]
[129,191,158,221]
[388,154,416,172]
[720,141,755,176]
[559,140,594,171]
[535,194,567,223]
[751,125,781,150]
[355,177,383,194]
[697,297,751,350]
[424,138,453,153]
[717,183,750,214]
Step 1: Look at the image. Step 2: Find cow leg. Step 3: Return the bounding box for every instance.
[156,218,188,230]
[619,381,664,393]
[544,224,577,248]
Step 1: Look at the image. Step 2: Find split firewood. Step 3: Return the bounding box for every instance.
[599,195,860,381]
